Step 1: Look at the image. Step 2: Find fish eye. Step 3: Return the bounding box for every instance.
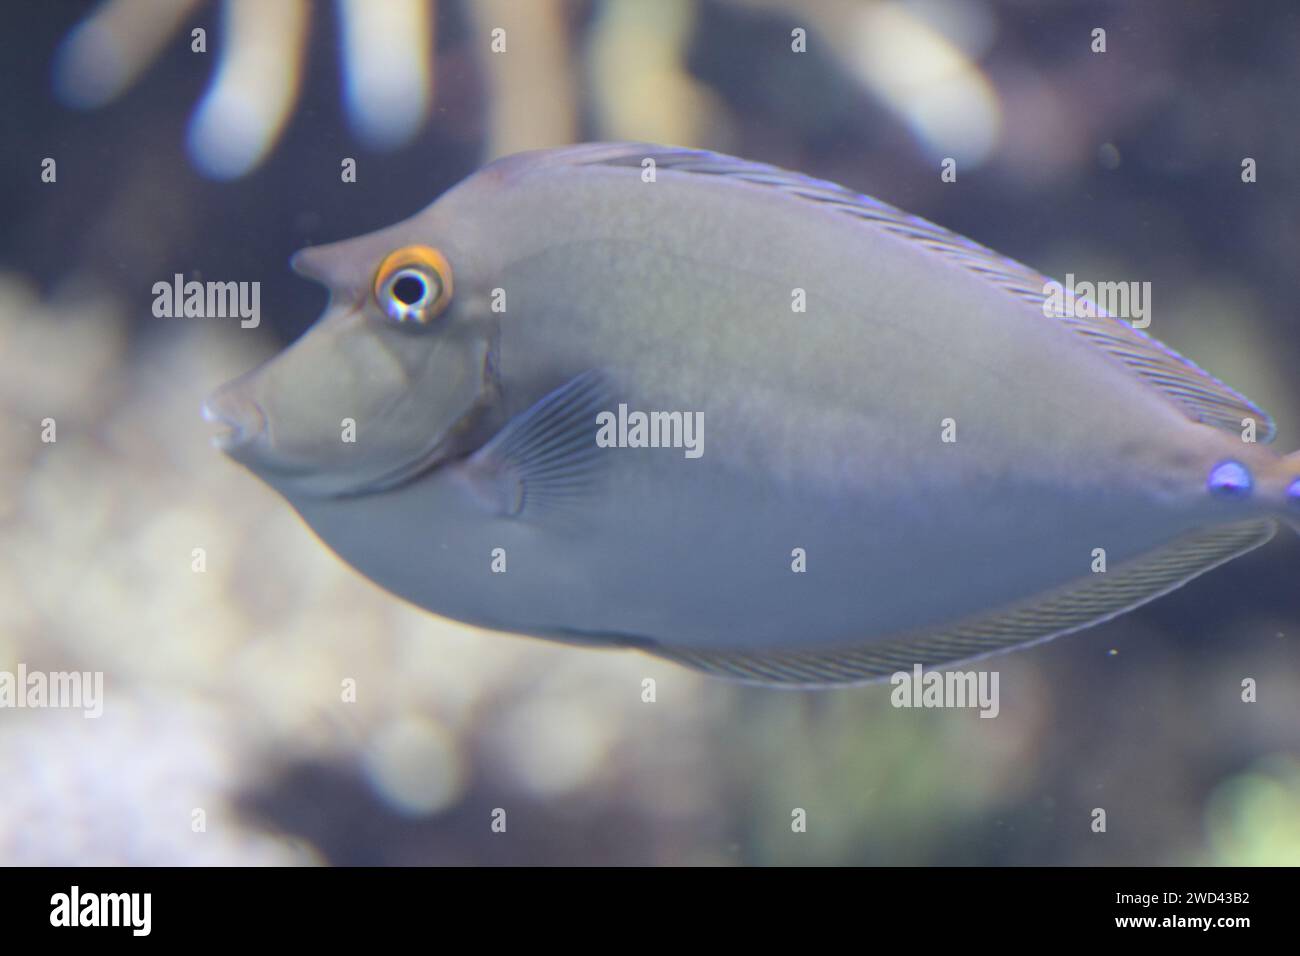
[374,245,453,325]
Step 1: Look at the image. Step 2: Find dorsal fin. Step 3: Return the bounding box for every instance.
[653,519,1277,687]
[576,143,1274,442]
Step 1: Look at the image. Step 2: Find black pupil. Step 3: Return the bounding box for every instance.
[393,274,427,306]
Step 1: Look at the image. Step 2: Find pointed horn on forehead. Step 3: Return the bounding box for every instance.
[290,230,423,298]
[289,244,341,284]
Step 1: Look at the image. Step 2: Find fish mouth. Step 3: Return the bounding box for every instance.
[201,388,267,452]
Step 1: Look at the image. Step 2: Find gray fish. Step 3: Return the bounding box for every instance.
[204,143,1300,686]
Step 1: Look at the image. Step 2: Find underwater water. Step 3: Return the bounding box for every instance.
[1,0,1298,867]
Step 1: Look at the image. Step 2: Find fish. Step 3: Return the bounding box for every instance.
[203,142,1300,687]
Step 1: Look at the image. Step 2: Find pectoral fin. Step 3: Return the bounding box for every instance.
[458,370,612,519]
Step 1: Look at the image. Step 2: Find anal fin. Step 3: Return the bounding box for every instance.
[655,519,1278,687]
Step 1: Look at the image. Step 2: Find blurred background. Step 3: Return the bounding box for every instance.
[1,0,1298,865]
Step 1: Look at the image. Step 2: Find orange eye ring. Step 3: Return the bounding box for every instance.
[373,245,453,325]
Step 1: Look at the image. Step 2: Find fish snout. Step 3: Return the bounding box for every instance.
[202,383,267,453]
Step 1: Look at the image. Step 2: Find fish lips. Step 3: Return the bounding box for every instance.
[201,385,267,454]
[201,385,309,481]
[201,388,320,488]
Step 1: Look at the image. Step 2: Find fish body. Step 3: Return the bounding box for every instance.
[205,143,1300,684]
